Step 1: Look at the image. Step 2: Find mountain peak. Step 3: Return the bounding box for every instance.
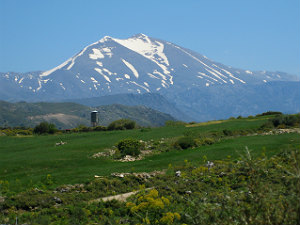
[98,34,149,44]
[131,33,149,39]
[99,35,113,43]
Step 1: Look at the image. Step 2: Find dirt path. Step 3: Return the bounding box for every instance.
[89,188,153,203]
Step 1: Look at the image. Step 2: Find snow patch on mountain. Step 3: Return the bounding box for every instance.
[204,68,227,83]
[67,40,103,70]
[36,80,42,91]
[94,68,111,82]
[18,77,24,84]
[101,47,114,58]
[220,68,246,84]
[40,58,72,77]
[102,68,113,76]
[90,77,99,83]
[113,34,169,66]
[59,83,66,90]
[113,34,173,81]
[198,72,219,83]
[130,81,150,92]
[121,59,139,78]
[89,49,105,60]
[96,61,103,67]
[147,73,159,79]
[153,70,167,80]
[170,43,238,84]
[42,79,50,84]
[41,39,105,76]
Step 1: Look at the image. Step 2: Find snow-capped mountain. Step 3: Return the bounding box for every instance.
[1,34,299,121]
[1,33,298,101]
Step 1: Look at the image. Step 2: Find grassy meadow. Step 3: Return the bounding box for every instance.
[1,114,300,224]
[1,115,299,191]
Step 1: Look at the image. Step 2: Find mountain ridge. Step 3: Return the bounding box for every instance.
[1,33,298,102]
[1,33,299,122]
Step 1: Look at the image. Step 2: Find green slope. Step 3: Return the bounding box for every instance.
[0,100,175,128]
[1,116,299,192]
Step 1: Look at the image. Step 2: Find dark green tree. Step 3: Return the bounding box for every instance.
[33,122,57,134]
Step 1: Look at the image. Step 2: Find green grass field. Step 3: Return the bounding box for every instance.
[1,116,299,191]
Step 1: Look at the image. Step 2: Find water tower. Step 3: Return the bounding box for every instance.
[91,110,99,127]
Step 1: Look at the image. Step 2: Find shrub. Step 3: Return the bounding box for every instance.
[75,125,93,132]
[17,129,33,135]
[277,124,286,129]
[283,115,298,126]
[108,119,136,130]
[223,129,233,136]
[183,130,198,138]
[165,120,186,127]
[201,137,215,145]
[93,126,107,131]
[271,115,284,127]
[256,111,283,117]
[260,121,274,130]
[140,127,151,132]
[270,114,300,128]
[33,122,57,134]
[116,138,142,156]
[174,136,196,149]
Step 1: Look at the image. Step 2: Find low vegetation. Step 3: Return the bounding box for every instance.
[108,119,137,131]
[0,119,138,136]
[0,126,33,136]
[0,112,299,224]
[0,149,299,224]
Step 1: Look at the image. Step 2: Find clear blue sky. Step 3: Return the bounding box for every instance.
[0,0,299,76]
